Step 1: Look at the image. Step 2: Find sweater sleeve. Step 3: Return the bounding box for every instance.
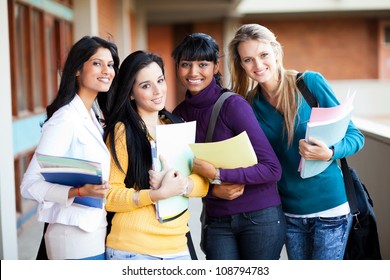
[105,123,153,213]
[186,173,209,198]
[218,96,282,185]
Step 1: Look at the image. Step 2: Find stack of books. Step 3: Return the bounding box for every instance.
[299,93,355,179]
[36,153,103,208]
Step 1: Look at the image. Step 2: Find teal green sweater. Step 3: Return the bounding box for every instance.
[250,71,364,215]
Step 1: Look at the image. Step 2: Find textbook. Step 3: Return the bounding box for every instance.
[189,131,257,168]
[154,121,196,223]
[36,153,104,208]
[299,93,355,179]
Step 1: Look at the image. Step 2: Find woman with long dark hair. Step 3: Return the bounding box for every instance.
[103,50,208,260]
[20,36,119,260]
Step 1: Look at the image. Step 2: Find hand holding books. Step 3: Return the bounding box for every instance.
[149,153,189,197]
[298,92,355,178]
[149,122,196,223]
[74,181,110,199]
[149,152,191,223]
[36,153,109,208]
[299,137,334,162]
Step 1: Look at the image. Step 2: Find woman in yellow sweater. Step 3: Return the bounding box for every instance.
[103,50,208,260]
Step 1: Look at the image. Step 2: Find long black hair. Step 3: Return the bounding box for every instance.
[44,36,119,123]
[104,51,165,190]
[171,33,223,87]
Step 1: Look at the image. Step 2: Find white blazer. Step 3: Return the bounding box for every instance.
[20,95,110,232]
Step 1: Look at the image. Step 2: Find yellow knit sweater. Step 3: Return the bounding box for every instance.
[105,122,208,255]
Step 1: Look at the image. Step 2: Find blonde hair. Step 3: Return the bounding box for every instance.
[228,23,302,146]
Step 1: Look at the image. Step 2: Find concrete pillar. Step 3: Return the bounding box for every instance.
[73,0,99,41]
[0,0,19,260]
[134,0,147,51]
[222,18,240,88]
[114,0,132,60]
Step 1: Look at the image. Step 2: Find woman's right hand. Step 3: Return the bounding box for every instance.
[149,169,189,201]
[70,181,110,199]
[212,183,245,200]
[192,157,216,180]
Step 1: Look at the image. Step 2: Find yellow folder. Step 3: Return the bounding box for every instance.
[189,131,257,168]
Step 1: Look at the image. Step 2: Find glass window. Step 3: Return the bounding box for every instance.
[11,2,73,116]
[31,9,44,111]
[10,1,73,213]
[15,4,29,114]
[44,16,57,104]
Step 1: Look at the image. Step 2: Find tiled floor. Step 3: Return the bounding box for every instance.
[17,217,43,260]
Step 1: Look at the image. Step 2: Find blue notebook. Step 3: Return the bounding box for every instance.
[40,171,103,208]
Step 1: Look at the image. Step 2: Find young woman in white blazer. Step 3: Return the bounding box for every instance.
[20,36,119,260]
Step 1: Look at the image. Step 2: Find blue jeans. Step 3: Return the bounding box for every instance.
[204,205,286,260]
[105,247,191,260]
[285,213,352,260]
[78,253,105,260]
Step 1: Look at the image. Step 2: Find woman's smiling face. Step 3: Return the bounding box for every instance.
[131,61,167,115]
[177,60,219,95]
[237,39,278,84]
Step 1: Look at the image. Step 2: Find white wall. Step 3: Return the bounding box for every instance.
[330,80,390,120]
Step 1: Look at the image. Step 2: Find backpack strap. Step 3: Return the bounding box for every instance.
[199,90,236,255]
[340,158,359,215]
[296,72,319,108]
[205,91,236,142]
[159,108,184,123]
[296,72,358,215]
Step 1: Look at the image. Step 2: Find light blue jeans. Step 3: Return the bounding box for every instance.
[105,247,191,260]
[285,213,352,260]
[78,253,105,260]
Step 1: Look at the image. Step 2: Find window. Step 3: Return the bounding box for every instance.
[31,9,44,111]
[9,1,73,213]
[14,4,30,114]
[10,1,73,118]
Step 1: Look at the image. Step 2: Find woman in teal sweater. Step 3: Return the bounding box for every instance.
[228,23,364,260]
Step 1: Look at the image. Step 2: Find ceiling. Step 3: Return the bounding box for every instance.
[138,0,242,23]
[136,0,390,24]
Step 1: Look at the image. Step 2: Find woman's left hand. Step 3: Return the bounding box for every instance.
[212,183,245,200]
[149,154,169,190]
[299,137,333,161]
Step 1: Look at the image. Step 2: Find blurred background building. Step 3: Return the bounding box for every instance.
[1,0,389,259]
